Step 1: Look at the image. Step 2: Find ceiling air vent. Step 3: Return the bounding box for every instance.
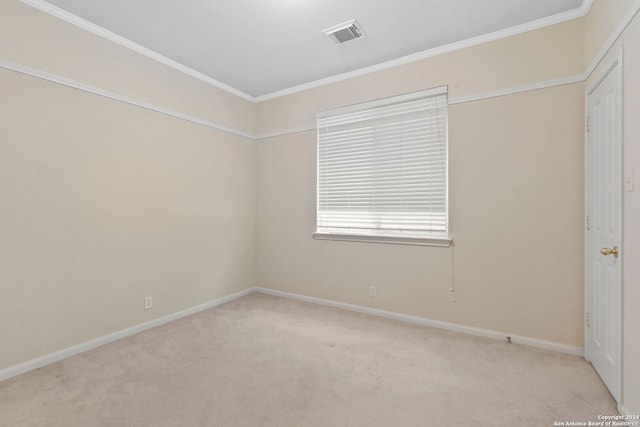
[322,19,365,45]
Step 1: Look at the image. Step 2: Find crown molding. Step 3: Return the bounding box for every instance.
[580,0,594,16]
[22,0,590,104]
[18,0,254,102]
[18,0,635,109]
[253,7,588,102]
[0,58,255,140]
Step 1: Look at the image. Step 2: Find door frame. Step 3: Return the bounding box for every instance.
[584,46,624,404]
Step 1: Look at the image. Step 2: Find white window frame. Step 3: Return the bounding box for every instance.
[313,86,451,247]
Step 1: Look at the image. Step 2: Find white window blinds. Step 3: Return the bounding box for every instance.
[316,87,449,243]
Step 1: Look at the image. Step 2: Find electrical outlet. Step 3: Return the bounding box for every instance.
[369,286,377,298]
[144,296,152,310]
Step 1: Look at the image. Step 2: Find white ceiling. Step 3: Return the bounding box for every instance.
[40,0,585,99]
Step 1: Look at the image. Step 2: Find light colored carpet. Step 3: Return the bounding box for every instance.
[0,293,617,426]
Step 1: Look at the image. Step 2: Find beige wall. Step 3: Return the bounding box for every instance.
[585,0,640,415]
[3,0,639,416]
[256,19,586,347]
[0,1,256,370]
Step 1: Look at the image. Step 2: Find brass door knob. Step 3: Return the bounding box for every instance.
[600,247,619,257]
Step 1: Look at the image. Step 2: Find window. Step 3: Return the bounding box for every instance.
[314,87,449,246]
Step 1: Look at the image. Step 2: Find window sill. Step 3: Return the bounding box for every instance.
[313,231,452,247]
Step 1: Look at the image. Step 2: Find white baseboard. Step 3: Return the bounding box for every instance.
[0,285,585,383]
[255,287,584,357]
[0,287,254,382]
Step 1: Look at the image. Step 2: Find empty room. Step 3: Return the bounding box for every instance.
[1,0,639,425]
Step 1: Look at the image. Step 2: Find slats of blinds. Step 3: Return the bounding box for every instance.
[317,93,448,235]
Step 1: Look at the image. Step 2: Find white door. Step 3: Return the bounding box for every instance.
[585,53,623,403]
